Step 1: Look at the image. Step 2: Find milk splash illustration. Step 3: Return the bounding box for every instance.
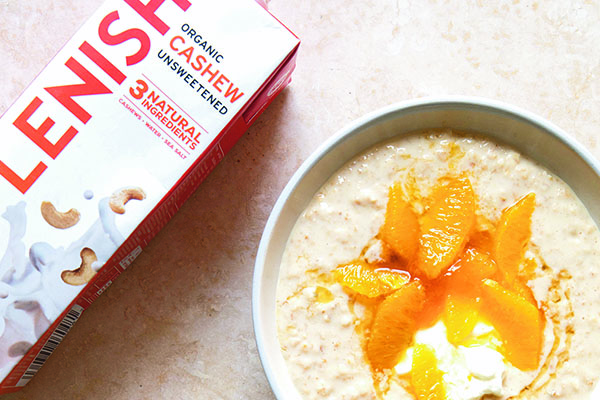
[0,197,128,377]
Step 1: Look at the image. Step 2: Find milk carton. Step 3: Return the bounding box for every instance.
[0,0,299,392]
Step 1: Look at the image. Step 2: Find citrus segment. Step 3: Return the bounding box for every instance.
[468,229,494,255]
[381,183,419,263]
[367,281,425,370]
[443,294,480,345]
[333,261,410,298]
[416,284,447,330]
[509,277,537,306]
[493,193,536,284]
[480,279,542,370]
[443,247,497,297]
[411,344,446,400]
[417,176,476,279]
[315,286,334,303]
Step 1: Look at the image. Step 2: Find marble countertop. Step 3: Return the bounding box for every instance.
[0,0,599,398]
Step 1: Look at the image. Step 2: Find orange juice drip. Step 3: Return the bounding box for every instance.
[416,278,447,329]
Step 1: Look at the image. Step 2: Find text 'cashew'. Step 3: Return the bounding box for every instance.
[109,187,146,214]
[41,201,80,229]
[61,248,98,286]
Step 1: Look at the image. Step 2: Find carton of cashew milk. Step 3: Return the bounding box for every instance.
[0,0,299,392]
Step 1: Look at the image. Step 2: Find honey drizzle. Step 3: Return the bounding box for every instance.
[510,262,575,399]
[344,292,388,397]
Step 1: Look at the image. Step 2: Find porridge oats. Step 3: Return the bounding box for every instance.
[276,130,600,399]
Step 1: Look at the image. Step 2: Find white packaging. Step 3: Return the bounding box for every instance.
[0,0,299,392]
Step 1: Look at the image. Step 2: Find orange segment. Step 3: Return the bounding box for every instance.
[411,344,446,400]
[468,229,494,255]
[333,261,410,298]
[381,183,419,263]
[443,294,480,345]
[509,277,537,306]
[417,248,496,330]
[367,281,425,370]
[520,257,539,279]
[480,279,542,370]
[417,175,476,279]
[416,283,447,330]
[443,247,497,297]
[493,193,536,284]
[315,286,334,303]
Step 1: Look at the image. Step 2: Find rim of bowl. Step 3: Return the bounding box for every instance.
[251,95,600,399]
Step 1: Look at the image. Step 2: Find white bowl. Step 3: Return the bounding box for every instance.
[252,96,600,399]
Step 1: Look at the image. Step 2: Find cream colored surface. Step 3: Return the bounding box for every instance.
[0,0,599,398]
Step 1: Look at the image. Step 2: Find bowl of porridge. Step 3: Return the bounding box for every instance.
[252,97,600,400]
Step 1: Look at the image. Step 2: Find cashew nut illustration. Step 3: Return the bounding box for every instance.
[61,248,98,286]
[8,341,32,358]
[109,187,146,214]
[40,201,80,229]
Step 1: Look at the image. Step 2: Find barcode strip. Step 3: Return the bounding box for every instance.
[16,305,84,387]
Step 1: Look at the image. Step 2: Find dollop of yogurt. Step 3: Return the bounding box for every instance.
[395,321,506,400]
